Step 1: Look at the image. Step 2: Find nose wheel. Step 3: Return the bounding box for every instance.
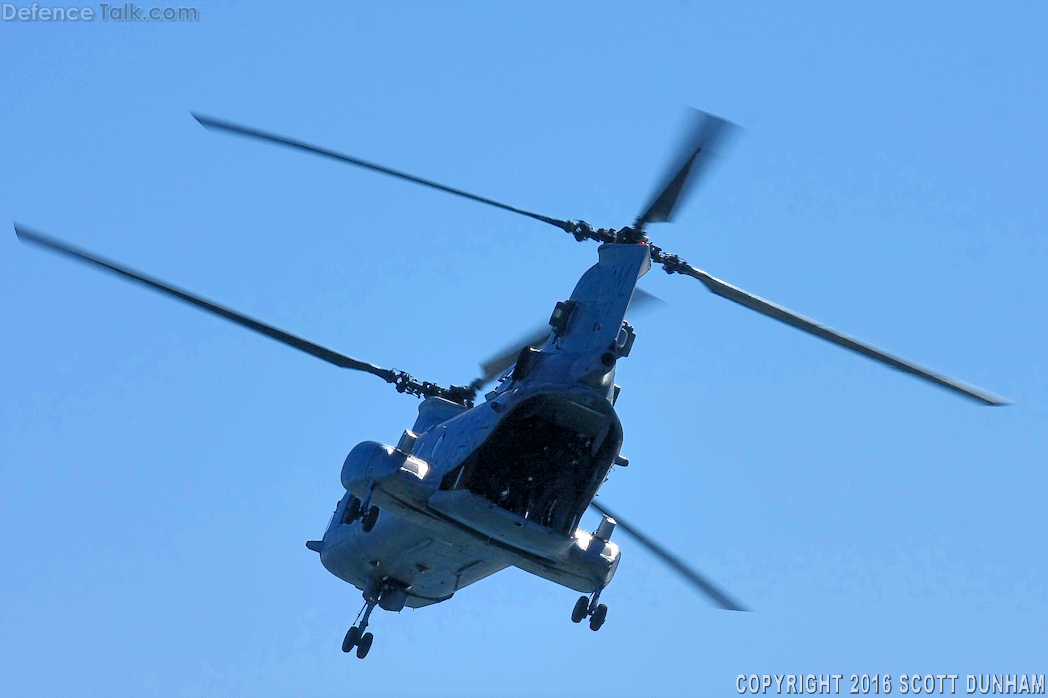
[342,597,378,659]
[341,577,403,659]
[570,589,608,631]
[342,626,374,659]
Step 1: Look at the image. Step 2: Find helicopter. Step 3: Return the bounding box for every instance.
[14,108,1007,660]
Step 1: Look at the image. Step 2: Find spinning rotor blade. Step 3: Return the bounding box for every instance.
[472,327,550,391]
[470,288,666,391]
[636,109,737,228]
[670,260,1008,405]
[15,225,418,390]
[192,113,574,233]
[626,286,669,315]
[589,500,748,612]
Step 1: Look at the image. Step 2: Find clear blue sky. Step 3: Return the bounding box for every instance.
[1,2,1045,696]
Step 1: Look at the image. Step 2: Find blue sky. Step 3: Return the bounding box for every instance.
[1,2,1045,696]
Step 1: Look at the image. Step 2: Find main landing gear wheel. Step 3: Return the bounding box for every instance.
[361,505,380,533]
[342,496,361,525]
[571,589,608,631]
[589,604,608,632]
[571,595,589,623]
[342,626,361,653]
[355,632,374,658]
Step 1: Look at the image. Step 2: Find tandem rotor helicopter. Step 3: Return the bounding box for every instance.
[16,109,1006,660]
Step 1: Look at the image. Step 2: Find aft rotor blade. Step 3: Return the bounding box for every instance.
[470,287,666,391]
[472,327,551,390]
[192,113,574,233]
[636,109,737,228]
[15,225,397,382]
[589,500,749,612]
[626,286,668,315]
[675,261,1008,405]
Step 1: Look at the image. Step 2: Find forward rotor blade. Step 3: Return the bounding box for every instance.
[676,261,1008,405]
[191,113,574,233]
[15,225,397,382]
[470,287,666,391]
[636,109,737,228]
[589,500,749,611]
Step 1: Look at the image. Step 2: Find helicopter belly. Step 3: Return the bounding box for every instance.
[321,504,521,608]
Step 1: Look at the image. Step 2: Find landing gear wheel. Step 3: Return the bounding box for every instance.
[571,595,589,623]
[355,632,374,658]
[361,506,380,533]
[342,496,361,525]
[589,604,608,631]
[342,626,361,652]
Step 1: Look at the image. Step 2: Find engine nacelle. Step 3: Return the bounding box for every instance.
[341,440,435,507]
[341,441,391,495]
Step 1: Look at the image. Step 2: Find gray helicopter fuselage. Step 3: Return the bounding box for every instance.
[18,109,1000,650]
[314,243,651,609]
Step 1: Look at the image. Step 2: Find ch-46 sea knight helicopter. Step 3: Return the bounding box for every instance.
[16,109,1007,660]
